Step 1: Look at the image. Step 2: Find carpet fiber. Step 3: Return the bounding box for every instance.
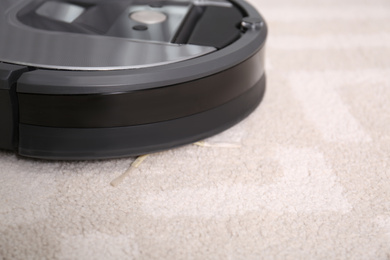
[1,0,390,259]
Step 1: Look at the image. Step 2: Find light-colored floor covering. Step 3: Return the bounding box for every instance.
[1,0,390,259]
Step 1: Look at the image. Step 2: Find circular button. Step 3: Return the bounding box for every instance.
[130,10,167,25]
[241,17,263,30]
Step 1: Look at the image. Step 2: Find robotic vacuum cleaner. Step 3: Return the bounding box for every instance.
[0,0,267,160]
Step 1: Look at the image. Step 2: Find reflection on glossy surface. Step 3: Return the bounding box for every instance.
[0,0,216,70]
[35,2,85,23]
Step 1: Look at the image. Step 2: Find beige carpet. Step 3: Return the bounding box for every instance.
[1,0,390,259]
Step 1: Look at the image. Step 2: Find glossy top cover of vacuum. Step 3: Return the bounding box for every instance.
[0,0,267,160]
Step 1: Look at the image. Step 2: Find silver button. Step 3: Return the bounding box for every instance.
[241,17,263,30]
[130,10,167,24]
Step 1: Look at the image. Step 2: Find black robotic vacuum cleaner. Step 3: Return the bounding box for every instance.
[0,0,267,160]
